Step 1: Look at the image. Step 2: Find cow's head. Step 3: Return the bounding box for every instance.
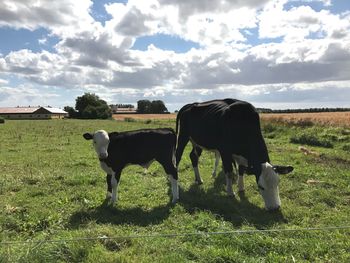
[83,130,110,161]
[256,163,293,211]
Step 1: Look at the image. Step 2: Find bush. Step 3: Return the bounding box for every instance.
[262,123,277,133]
[290,133,333,148]
[124,117,136,122]
[0,117,4,124]
[342,144,350,152]
[294,118,314,127]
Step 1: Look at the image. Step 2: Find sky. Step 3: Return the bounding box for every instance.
[0,0,350,111]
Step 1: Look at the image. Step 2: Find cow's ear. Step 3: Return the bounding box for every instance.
[273,165,294,174]
[83,133,93,140]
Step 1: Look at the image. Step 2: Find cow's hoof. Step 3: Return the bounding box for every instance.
[195,180,203,185]
[171,198,179,204]
[211,172,216,178]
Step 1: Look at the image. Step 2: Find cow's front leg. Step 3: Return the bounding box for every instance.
[221,153,236,197]
[106,174,112,199]
[111,171,121,206]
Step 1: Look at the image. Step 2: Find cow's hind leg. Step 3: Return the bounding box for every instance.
[238,165,245,192]
[190,146,203,184]
[175,133,189,169]
[212,151,220,178]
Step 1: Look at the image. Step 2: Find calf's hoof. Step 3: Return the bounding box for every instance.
[195,180,203,185]
[227,191,236,198]
[105,191,112,200]
[211,172,216,178]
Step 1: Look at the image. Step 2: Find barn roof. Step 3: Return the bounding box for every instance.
[0,106,67,114]
[42,107,67,114]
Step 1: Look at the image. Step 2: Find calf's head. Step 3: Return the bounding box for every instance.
[256,163,293,211]
[83,130,110,160]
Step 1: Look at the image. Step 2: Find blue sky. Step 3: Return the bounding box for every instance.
[0,0,350,111]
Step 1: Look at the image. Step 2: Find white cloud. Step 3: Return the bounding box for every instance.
[0,0,349,109]
[0,0,96,37]
[259,1,350,41]
[0,85,60,107]
[0,78,8,85]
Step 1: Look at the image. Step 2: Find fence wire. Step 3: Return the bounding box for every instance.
[1,225,350,246]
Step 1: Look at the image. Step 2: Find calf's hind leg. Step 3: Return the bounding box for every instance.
[159,158,179,204]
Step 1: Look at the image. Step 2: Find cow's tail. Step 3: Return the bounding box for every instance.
[175,103,192,135]
[175,107,182,136]
[172,134,176,167]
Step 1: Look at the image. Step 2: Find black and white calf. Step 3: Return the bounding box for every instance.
[176,99,293,211]
[83,128,179,205]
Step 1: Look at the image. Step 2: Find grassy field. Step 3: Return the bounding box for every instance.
[0,118,350,262]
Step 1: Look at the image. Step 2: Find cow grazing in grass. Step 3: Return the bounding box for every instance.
[175,99,293,211]
[83,128,179,206]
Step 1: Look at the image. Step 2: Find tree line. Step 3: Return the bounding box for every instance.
[64,93,168,119]
[64,93,349,119]
[136,100,168,114]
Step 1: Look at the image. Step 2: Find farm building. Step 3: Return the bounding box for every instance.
[0,106,68,119]
[111,105,137,114]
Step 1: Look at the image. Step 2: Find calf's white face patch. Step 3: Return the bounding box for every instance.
[258,163,281,211]
[83,130,110,160]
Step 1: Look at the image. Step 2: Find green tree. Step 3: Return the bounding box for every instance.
[137,100,151,113]
[63,106,78,118]
[150,100,168,113]
[137,100,168,113]
[74,93,112,119]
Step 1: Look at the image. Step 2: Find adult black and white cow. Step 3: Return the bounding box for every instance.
[175,99,293,211]
[83,128,179,205]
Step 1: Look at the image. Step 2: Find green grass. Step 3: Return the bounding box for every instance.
[1,119,350,262]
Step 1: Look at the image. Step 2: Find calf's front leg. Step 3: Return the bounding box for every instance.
[111,171,121,206]
[106,174,112,199]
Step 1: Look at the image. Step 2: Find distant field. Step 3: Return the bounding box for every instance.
[113,112,350,127]
[0,119,350,262]
[260,111,350,127]
[113,113,176,121]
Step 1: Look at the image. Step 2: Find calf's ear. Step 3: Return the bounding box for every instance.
[273,165,294,174]
[83,133,93,140]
